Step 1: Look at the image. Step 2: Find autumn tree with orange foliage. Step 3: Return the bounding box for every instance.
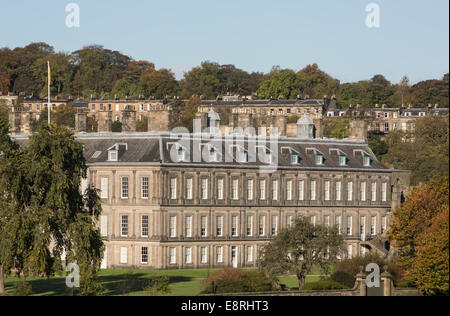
[388,178,449,295]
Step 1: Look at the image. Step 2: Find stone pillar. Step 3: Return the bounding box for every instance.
[75,111,87,132]
[121,110,136,132]
[381,266,393,296]
[356,268,367,296]
[98,111,112,132]
[349,120,368,140]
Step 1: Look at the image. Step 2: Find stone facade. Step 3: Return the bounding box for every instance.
[70,131,411,270]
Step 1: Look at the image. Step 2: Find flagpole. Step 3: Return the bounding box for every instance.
[48,61,50,125]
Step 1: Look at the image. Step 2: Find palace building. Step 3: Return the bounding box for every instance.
[70,117,409,269]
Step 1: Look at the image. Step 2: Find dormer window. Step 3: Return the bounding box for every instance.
[363,155,372,167]
[177,147,188,162]
[237,148,248,163]
[339,155,347,166]
[315,154,324,165]
[209,147,221,162]
[290,154,300,164]
[108,150,118,162]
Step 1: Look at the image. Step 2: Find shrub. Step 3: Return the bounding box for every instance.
[202,269,273,294]
[333,253,406,285]
[204,280,249,294]
[243,270,272,292]
[111,121,122,132]
[330,271,356,288]
[13,280,32,296]
[302,279,348,291]
[144,276,170,296]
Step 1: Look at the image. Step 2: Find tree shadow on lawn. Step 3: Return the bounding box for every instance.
[5,274,193,296]
[98,273,192,296]
[5,276,68,296]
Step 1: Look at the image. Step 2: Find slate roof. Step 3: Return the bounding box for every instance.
[70,132,391,172]
[200,99,325,107]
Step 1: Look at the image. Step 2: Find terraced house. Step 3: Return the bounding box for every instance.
[76,116,410,270]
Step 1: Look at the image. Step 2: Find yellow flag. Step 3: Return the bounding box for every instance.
[48,62,51,85]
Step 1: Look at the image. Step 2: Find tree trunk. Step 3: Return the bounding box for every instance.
[0,265,6,294]
[297,272,306,291]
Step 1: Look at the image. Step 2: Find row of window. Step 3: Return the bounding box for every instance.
[97,176,388,202]
[168,178,388,203]
[111,213,388,239]
[118,245,254,265]
[119,242,368,265]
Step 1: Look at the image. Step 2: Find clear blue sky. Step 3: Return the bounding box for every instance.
[1,0,448,83]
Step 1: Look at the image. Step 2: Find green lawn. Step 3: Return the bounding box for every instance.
[3,268,328,296]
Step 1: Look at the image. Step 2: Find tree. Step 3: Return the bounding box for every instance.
[258,216,345,290]
[382,115,449,185]
[257,68,298,99]
[322,118,349,139]
[52,103,77,129]
[110,79,143,99]
[296,64,340,99]
[0,99,8,122]
[388,178,449,294]
[0,122,104,295]
[136,116,148,132]
[140,69,179,99]
[180,61,221,99]
[412,204,449,295]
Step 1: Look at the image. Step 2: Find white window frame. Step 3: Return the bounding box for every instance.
[200,247,208,264]
[186,178,193,200]
[259,179,266,200]
[371,182,377,202]
[141,247,148,264]
[185,247,192,264]
[324,180,330,201]
[141,177,149,199]
[141,215,149,237]
[216,246,223,263]
[310,180,317,201]
[185,216,192,237]
[361,182,367,201]
[272,180,278,201]
[232,179,239,200]
[247,215,253,236]
[382,182,387,202]
[121,177,129,199]
[259,215,265,236]
[347,181,353,201]
[231,215,238,237]
[216,216,223,237]
[247,246,254,262]
[247,179,254,200]
[121,215,128,237]
[169,216,177,238]
[336,181,342,201]
[170,177,177,200]
[201,178,208,200]
[298,180,304,201]
[286,180,293,201]
[169,247,176,264]
[120,247,128,264]
[201,216,207,237]
[217,178,224,200]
